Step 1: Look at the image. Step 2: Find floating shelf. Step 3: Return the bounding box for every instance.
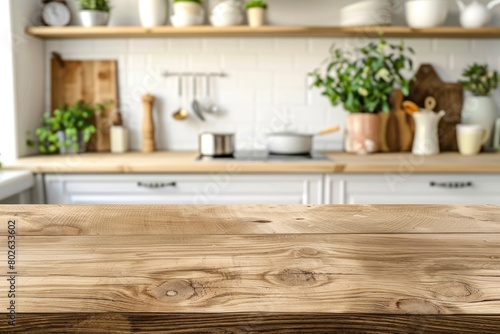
[26,26,500,39]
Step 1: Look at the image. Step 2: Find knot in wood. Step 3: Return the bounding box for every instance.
[295,247,321,257]
[395,298,443,314]
[149,280,197,302]
[277,269,317,286]
[430,282,483,302]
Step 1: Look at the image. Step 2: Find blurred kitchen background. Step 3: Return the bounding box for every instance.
[1,0,500,205]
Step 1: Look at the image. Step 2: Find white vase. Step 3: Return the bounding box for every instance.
[138,0,168,27]
[247,7,265,27]
[462,96,499,149]
[79,10,109,27]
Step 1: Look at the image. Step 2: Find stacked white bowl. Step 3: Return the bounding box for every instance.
[210,0,245,27]
[340,0,393,27]
[405,0,449,28]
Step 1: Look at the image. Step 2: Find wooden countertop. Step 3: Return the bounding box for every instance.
[1,204,499,332]
[6,151,500,174]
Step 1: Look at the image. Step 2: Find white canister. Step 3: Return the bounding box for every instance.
[139,0,168,27]
[111,126,130,153]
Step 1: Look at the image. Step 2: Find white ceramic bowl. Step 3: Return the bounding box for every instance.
[210,13,244,26]
[170,14,204,27]
[342,0,392,13]
[405,0,448,28]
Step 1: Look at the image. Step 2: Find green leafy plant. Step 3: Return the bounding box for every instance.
[28,101,97,154]
[79,0,111,12]
[310,38,415,114]
[459,63,499,97]
[173,0,203,4]
[246,0,267,9]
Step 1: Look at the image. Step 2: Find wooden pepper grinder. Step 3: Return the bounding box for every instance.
[142,94,156,153]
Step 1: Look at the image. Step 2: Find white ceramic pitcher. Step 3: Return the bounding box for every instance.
[456,0,500,28]
[412,110,446,155]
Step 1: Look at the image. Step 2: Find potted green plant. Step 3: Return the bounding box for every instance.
[245,0,267,27]
[459,63,499,149]
[79,0,111,27]
[310,38,415,154]
[28,101,96,155]
[172,0,204,27]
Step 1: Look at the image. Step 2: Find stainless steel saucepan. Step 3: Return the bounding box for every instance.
[267,126,340,155]
[199,132,235,157]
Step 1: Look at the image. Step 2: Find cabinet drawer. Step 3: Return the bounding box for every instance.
[326,174,500,204]
[45,174,323,205]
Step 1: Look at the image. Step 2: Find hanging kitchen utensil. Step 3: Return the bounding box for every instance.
[203,74,220,114]
[191,76,206,122]
[267,126,340,155]
[172,76,189,121]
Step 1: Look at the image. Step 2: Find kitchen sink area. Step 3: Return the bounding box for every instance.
[2,0,500,332]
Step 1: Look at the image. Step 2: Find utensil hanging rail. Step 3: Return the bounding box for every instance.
[162,71,227,78]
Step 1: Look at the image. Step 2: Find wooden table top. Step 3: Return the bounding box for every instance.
[1,204,500,333]
[7,151,500,174]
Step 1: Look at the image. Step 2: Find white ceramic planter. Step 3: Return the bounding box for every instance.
[79,10,109,27]
[138,0,168,27]
[173,1,203,16]
[247,7,265,27]
[462,96,499,149]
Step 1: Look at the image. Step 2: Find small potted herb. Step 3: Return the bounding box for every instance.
[79,0,111,27]
[28,101,97,155]
[245,0,267,27]
[311,38,415,154]
[459,63,499,147]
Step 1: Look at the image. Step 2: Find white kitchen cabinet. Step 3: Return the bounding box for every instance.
[44,174,324,205]
[325,174,500,205]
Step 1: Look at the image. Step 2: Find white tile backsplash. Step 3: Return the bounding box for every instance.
[45,36,500,151]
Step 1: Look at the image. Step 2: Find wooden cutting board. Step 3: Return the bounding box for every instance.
[408,64,463,152]
[379,90,415,152]
[51,54,118,152]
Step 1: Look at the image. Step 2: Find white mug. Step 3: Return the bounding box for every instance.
[456,124,489,156]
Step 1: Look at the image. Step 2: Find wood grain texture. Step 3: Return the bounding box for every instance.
[408,64,463,152]
[6,151,500,174]
[3,314,500,333]
[2,233,500,313]
[0,205,499,331]
[51,56,118,152]
[26,26,500,39]
[0,205,499,236]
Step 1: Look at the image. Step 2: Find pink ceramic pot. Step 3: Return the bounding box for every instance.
[345,114,381,154]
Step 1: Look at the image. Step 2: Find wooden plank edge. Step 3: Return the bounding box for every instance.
[2,313,500,333]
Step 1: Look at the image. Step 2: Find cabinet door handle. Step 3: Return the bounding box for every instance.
[430,182,473,189]
[137,182,177,189]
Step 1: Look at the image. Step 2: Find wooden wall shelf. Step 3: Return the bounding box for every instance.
[26,26,500,39]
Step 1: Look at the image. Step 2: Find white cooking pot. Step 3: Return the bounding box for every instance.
[267,126,340,155]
